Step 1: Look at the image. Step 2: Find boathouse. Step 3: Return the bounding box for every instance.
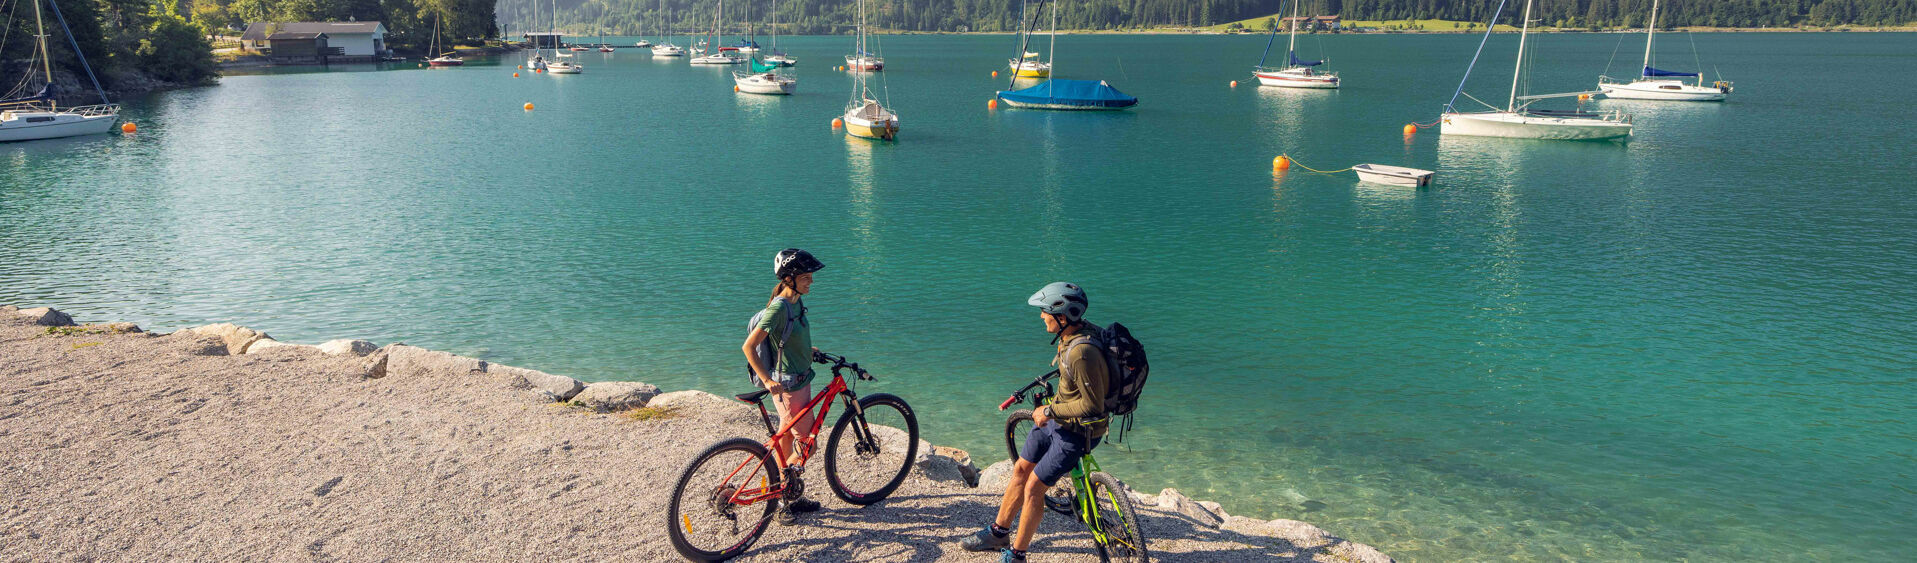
[523,32,564,50]
[266,32,329,63]
[1281,15,1342,31]
[241,21,388,60]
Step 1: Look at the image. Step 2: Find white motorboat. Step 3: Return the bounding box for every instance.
[527,54,549,70]
[652,43,686,56]
[764,53,796,66]
[1440,0,1630,141]
[0,0,117,142]
[734,70,796,95]
[1353,164,1435,187]
[547,60,584,73]
[1252,0,1339,89]
[635,40,651,48]
[1597,0,1731,102]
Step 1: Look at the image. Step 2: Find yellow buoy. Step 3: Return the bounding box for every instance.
[832,117,844,129]
[988,99,998,109]
[120,122,136,133]
[1273,155,1291,170]
[523,102,534,110]
[1230,80,1238,87]
[1403,123,1417,135]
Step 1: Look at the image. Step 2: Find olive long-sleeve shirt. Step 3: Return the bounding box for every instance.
[1049,333,1110,438]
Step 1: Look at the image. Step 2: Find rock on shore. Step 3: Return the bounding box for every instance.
[0,306,1392,561]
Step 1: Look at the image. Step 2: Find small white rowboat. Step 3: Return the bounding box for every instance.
[1353,164,1434,187]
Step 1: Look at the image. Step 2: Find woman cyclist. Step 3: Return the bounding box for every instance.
[741,248,827,524]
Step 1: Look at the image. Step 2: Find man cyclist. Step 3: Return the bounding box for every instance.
[960,282,1109,562]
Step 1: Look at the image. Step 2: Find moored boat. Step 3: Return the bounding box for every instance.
[1597,0,1731,101]
[1252,0,1338,89]
[995,79,1137,110]
[1353,164,1435,187]
[841,0,898,140]
[0,0,118,142]
[1440,0,1630,141]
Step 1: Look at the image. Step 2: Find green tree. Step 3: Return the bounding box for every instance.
[136,0,217,83]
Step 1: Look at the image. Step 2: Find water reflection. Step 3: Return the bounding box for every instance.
[844,135,878,255]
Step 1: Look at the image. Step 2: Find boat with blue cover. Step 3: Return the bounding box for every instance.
[994,80,1137,111]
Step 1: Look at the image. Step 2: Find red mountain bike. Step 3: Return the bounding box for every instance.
[666,352,918,561]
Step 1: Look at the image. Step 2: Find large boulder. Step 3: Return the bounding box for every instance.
[385,344,487,379]
[648,390,759,425]
[976,460,1017,492]
[491,365,584,402]
[186,323,271,355]
[15,307,76,327]
[316,339,378,356]
[916,445,981,487]
[1157,488,1222,529]
[573,381,661,412]
[245,338,320,355]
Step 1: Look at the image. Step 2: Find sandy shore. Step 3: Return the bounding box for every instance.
[0,305,1391,562]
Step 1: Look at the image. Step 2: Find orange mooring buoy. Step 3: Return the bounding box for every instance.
[1403,123,1417,135]
[1578,93,1592,101]
[1273,155,1291,171]
[513,72,520,77]
[832,117,844,129]
[518,65,524,69]
[1230,80,1238,87]
[120,122,136,133]
[524,102,534,110]
[988,99,998,110]
[992,70,999,77]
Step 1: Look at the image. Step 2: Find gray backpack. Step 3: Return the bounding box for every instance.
[744,298,800,384]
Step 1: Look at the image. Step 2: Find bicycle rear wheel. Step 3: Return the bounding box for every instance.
[1087,471,1150,563]
[666,438,780,562]
[824,393,918,505]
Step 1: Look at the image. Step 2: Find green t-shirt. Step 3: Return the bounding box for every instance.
[756,297,814,387]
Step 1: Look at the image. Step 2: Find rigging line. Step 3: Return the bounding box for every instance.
[1445,0,1510,115]
[1602,30,1626,78]
[1460,91,1500,111]
[1687,30,1703,77]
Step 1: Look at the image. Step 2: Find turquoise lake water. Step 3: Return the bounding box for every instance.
[4,32,1913,560]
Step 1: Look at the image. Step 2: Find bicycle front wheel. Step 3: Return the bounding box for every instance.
[1003,409,1035,462]
[666,437,780,562]
[1087,471,1150,563]
[824,393,918,505]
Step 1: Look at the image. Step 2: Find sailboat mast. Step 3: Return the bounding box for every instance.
[33,0,54,84]
[1642,0,1657,77]
[1507,0,1533,112]
[1048,0,1056,69]
[1286,0,1298,63]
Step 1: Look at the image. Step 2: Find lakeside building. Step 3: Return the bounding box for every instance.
[241,22,391,62]
[1281,15,1342,31]
[523,32,565,49]
[266,32,329,64]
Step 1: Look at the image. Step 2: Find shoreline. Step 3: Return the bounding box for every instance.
[0,304,1393,562]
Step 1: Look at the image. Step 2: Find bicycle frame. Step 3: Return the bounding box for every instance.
[721,357,873,506]
[1003,371,1133,549]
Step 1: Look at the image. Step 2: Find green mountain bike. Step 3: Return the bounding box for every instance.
[997,370,1150,562]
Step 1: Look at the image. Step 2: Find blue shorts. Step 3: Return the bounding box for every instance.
[1019,420,1102,487]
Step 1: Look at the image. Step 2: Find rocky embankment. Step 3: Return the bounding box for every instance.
[0,305,1391,562]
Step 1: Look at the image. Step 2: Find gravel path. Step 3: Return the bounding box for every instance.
[0,311,1388,562]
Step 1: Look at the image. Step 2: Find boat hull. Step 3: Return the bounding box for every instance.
[0,111,117,143]
[547,64,583,74]
[1254,71,1338,89]
[843,113,898,141]
[691,55,743,65]
[1009,60,1051,78]
[1441,112,1631,141]
[427,59,464,66]
[734,74,796,95]
[1599,79,1728,101]
[994,98,1134,111]
[845,57,883,71]
[1353,164,1435,187]
[652,47,685,56]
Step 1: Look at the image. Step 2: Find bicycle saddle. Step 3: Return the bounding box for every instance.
[735,390,770,403]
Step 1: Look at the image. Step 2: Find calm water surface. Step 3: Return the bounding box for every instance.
[3,32,1913,561]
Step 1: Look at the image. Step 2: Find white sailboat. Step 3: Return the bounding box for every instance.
[543,0,582,73]
[843,0,884,72]
[842,0,898,140]
[525,0,548,69]
[1441,0,1630,141]
[0,0,118,142]
[689,0,743,64]
[1252,0,1337,89]
[763,13,795,66]
[1007,1,1052,78]
[1597,0,1731,101]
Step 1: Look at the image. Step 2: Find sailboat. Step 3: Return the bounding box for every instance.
[690,0,744,64]
[993,0,1137,111]
[651,1,685,56]
[763,15,795,66]
[1252,0,1336,88]
[1008,1,1052,78]
[525,0,548,70]
[1440,0,1629,140]
[732,2,761,53]
[544,0,584,73]
[0,0,118,142]
[734,56,797,94]
[1598,0,1731,101]
[842,0,898,140]
[598,31,614,52]
[843,1,884,72]
[426,13,465,66]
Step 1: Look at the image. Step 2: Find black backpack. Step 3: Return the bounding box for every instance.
[1065,322,1149,438]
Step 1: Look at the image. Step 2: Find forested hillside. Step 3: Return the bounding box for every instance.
[493,0,1916,35]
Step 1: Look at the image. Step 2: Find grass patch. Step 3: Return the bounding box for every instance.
[624,405,681,422]
[70,341,101,350]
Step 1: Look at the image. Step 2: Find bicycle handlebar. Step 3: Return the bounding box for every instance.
[996,370,1060,410]
[812,351,873,381]
[998,395,1019,411]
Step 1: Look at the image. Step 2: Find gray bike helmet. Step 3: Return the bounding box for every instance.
[1027,282,1088,323]
[774,248,825,279]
